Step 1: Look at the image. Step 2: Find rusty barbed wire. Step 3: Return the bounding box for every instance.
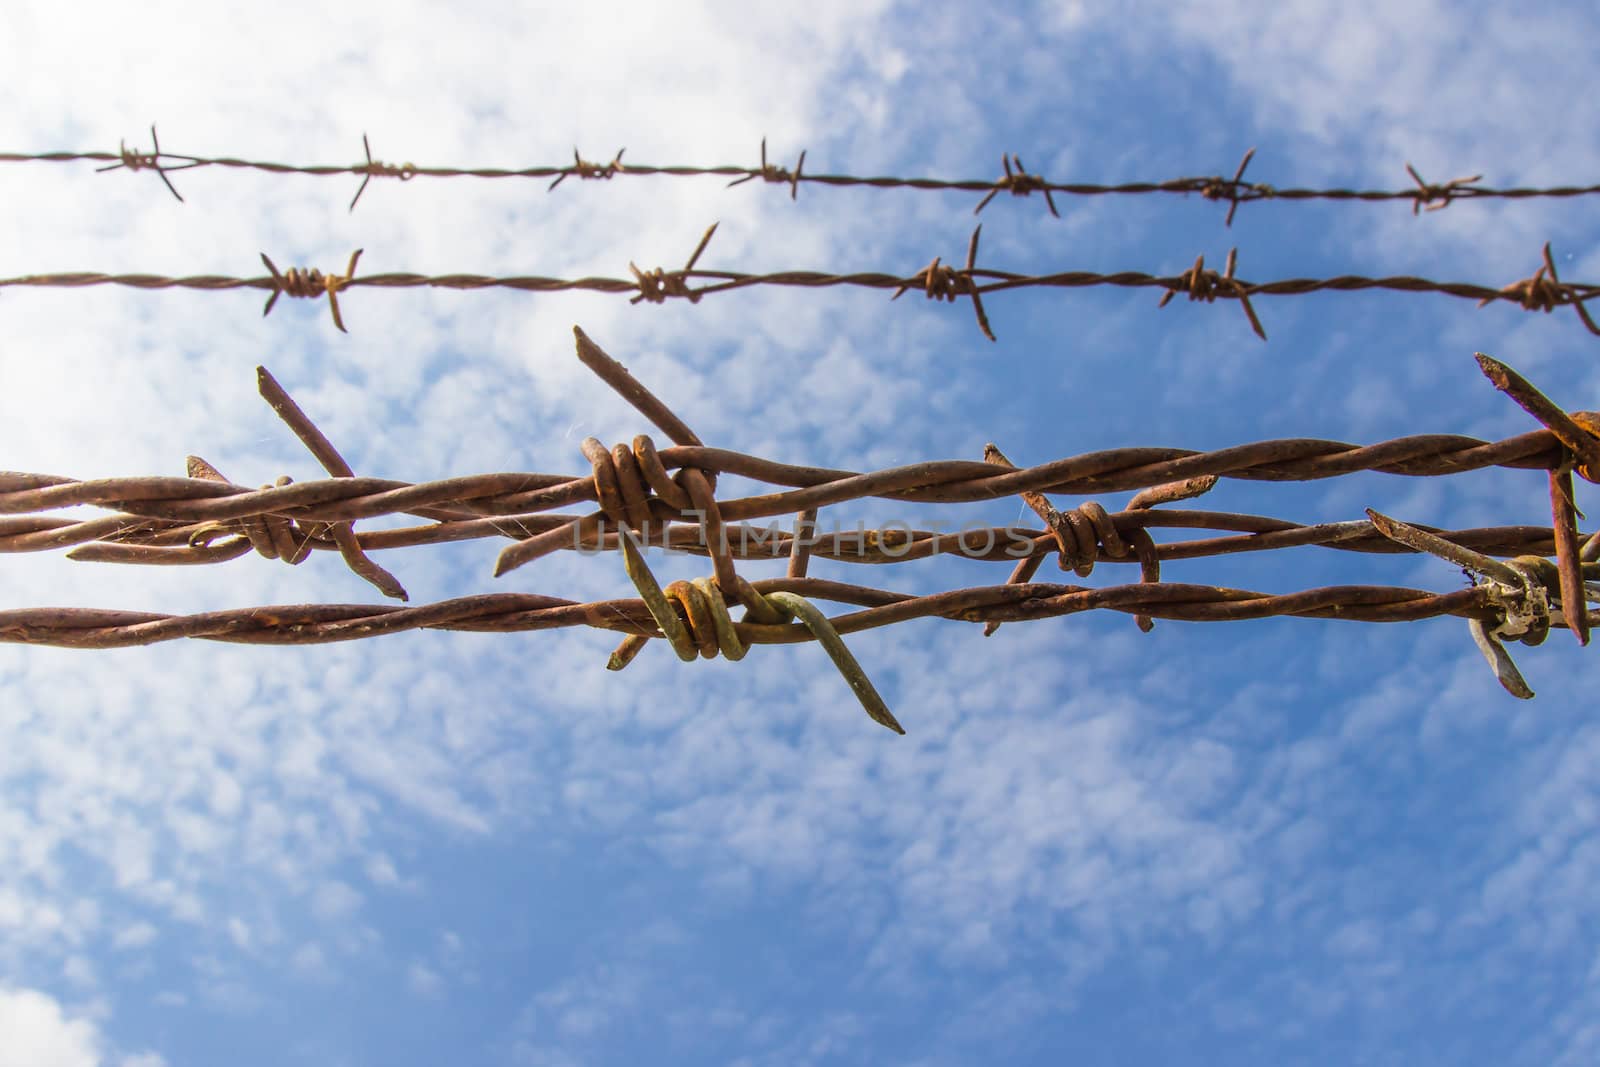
[7,133,1598,223]
[5,330,1599,725]
[2,229,1596,340]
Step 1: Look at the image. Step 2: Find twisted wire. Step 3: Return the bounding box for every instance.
[9,136,1599,222]
[6,331,1598,719]
[2,235,1596,340]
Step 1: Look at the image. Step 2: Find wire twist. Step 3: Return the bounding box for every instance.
[892,225,994,341]
[92,125,188,202]
[548,146,626,191]
[1196,148,1267,227]
[1158,248,1268,340]
[629,223,717,305]
[260,249,363,333]
[726,138,805,200]
[974,154,1059,218]
[1480,242,1600,336]
[348,134,417,211]
[1405,162,1483,215]
[184,457,321,564]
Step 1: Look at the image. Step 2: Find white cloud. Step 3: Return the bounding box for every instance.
[289,942,332,982]
[309,881,363,923]
[0,0,941,1003]
[0,987,161,1067]
[0,988,99,1067]
[110,924,156,952]
[1,1,1598,1063]
[225,918,251,952]
[363,853,402,888]
[61,957,96,990]
[406,962,443,999]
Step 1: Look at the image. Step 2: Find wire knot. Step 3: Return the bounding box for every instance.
[892,226,995,341]
[1482,243,1600,335]
[548,146,626,191]
[1158,248,1267,340]
[613,536,904,733]
[94,125,186,202]
[907,257,977,302]
[1195,148,1260,226]
[1365,509,1574,700]
[183,458,322,565]
[116,144,159,172]
[1468,553,1561,699]
[1044,501,1127,576]
[727,138,806,200]
[1405,163,1482,215]
[363,160,417,181]
[260,249,363,333]
[628,263,700,304]
[974,154,1059,217]
[348,134,417,211]
[627,223,718,306]
[582,434,713,533]
[983,443,1166,634]
[1485,555,1557,646]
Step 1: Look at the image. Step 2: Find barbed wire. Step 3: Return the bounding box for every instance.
[7,131,1598,224]
[4,332,1597,728]
[2,228,1596,340]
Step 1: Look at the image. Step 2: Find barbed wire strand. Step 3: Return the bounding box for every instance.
[5,331,1599,727]
[7,133,1596,224]
[2,229,1596,341]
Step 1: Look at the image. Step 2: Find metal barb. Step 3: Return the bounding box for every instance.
[10,339,1598,717]
[1198,147,1256,227]
[259,249,363,332]
[14,136,1600,218]
[727,138,805,200]
[254,365,406,600]
[1475,351,1600,480]
[1404,162,1482,215]
[1156,247,1267,340]
[890,226,995,340]
[6,246,1600,342]
[1481,244,1600,336]
[350,133,417,212]
[764,591,904,735]
[549,146,626,191]
[93,124,186,202]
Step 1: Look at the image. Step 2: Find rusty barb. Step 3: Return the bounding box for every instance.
[617,533,904,733]
[559,325,899,733]
[630,224,717,305]
[12,234,1593,342]
[727,138,805,200]
[91,124,198,202]
[975,154,1060,218]
[21,135,1584,220]
[892,225,995,341]
[259,249,363,333]
[1158,248,1268,340]
[1480,242,1600,336]
[1361,353,1600,695]
[982,443,1165,634]
[1406,162,1484,215]
[349,133,417,212]
[167,367,408,600]
[1366,509,1588,699]
[548,146,626,192]
[1196,148,1268,227]
[2,345,1595,728]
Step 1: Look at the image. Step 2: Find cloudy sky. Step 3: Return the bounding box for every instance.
[3,2,1599,1064]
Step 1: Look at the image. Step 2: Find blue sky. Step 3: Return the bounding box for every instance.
[2,2,1599,1064]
